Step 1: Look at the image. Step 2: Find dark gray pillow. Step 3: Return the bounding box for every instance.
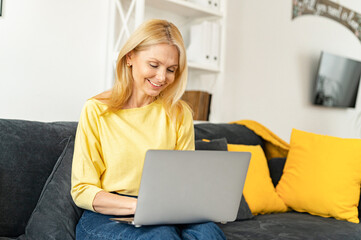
[195,138,228,150]
[194,123,264,149]
[195,138,253,221]
[0,119,77,237]
[19,137,83,240]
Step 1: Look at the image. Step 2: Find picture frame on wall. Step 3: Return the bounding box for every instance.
[0,0,2,17]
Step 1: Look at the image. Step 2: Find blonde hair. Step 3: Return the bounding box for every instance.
[105,19,190,123]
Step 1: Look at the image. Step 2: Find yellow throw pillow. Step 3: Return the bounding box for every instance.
[276,129,361,223]
[228,144,288,215]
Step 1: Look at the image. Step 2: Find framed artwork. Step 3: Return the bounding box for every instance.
[292,0,361,42]
[0,0,2,17]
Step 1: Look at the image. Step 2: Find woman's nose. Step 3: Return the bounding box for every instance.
[156,68,166,82]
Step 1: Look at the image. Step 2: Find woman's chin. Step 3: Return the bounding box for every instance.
[146,89,163,98]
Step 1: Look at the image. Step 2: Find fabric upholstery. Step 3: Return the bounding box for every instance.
[195,138,228,150]
[194,123,264,148]
[230,120,289,160]
[276,129,361,223]
[1,120,361,239]
[218,212,361,240]
[228,144,288,215]
[0,119,77,237]
[18,137,83,240]
[268,157,361,225]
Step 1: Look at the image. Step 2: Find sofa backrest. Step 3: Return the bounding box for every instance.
[0,119,77,237]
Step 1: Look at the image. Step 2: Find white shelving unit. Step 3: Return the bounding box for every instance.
[105,0,227,112]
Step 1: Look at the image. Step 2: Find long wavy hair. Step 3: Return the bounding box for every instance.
[104,19,190,123]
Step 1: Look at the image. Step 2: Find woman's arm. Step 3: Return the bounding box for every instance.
[92,191,137,215]
[175,103,195,151]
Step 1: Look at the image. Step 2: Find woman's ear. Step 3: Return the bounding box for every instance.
[126,51,133,66]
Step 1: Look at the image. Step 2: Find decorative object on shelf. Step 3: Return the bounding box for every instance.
[181,90,212,121]
[292,0,361,42]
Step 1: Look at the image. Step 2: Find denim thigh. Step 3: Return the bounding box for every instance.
[180,222,226,240]
[76,210,225,240]
[76,210,181,240]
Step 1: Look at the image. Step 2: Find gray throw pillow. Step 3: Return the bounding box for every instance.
[195,137,228,150]
[19,137,83,240]
[195,138,253,221]
[194,123,265,149]
[0,119,77,237]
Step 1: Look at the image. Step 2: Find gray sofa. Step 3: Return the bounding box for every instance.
[1,118,361,240]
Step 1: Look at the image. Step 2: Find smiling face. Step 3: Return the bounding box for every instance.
[126,43,179,107]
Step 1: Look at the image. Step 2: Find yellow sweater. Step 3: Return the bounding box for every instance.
[71,98,195,211]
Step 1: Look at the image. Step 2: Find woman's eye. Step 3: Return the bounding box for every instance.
[149,64,158,68]
[167,68,175,73]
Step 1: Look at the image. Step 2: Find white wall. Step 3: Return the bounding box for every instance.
[2,0,361,141]
[0,0,109,122]
[217,0,361,141]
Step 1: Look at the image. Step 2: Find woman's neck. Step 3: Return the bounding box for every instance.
[123,94,155,109]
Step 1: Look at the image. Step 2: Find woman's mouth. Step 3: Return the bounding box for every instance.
[147,79,163,87]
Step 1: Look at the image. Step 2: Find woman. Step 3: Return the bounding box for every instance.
[71,19,226,239]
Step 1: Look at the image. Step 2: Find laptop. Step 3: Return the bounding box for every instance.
[110,149,251,227]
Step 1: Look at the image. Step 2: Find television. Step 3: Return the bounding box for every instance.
[312,51,361,108]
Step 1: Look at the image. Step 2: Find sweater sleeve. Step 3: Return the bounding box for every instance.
[71,100,105,211]
[175,104,195,151]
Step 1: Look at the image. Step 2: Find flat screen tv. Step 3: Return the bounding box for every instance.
[313,51,361,108]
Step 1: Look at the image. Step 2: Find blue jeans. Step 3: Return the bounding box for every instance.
[76,210,226,240]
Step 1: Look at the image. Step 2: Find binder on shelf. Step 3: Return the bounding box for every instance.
[181,90,212,121]
[187,20,221,68]
[212,0,220,11]
[187,21,210,65]
[204,20,212,65]
[211,21,220,67]
[187,22,201,63]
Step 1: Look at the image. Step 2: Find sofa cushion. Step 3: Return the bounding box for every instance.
[218,212,361,240]
[228,144,288,215]
[0,119,77,237]
[268,157,361,222]
[18,136,83,240]
[194,123,264,148]
[276,129,361,223]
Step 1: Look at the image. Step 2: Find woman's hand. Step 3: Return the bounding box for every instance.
[92,190,137,216]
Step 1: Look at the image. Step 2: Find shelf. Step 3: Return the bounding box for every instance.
[188,61,220,73]
[146,0,223,18]
[106,0,226,90]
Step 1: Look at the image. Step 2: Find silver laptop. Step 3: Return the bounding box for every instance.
[110,149,251,227]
